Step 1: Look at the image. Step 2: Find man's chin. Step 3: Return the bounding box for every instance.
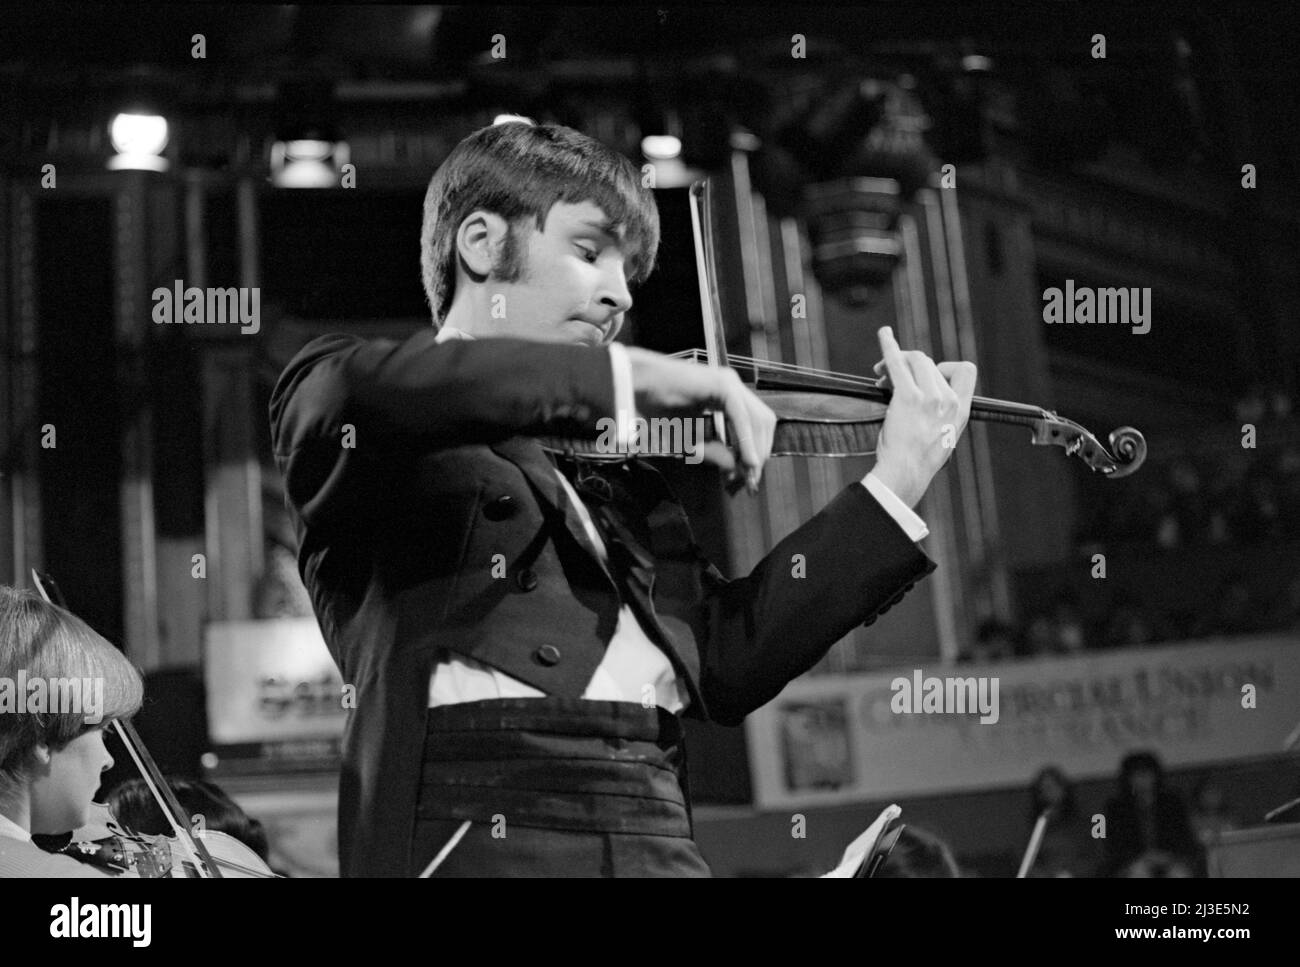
[567,321,605,347]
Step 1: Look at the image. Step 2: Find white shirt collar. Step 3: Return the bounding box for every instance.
[436,325,475,343]
[0,811,32,843]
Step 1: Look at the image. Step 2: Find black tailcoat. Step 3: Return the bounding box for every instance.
[270,331,934,876]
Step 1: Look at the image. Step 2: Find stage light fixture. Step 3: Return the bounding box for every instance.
[270,136,350,188]
[107,112,170,171]
[640,134,682,161]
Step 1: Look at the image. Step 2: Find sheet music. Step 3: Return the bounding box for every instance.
[821,803,902,878]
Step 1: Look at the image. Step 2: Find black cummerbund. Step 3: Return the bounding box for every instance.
[416,697,692,838]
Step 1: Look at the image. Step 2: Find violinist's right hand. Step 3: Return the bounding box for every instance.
[624,346,776,492]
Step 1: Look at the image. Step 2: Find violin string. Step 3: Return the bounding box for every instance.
[707,352,881,389]
[729,354,885,391]
[673,348,877,389]
[683,350,1047,418]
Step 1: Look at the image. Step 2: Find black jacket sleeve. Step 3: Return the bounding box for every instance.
[269,331,617,529]
[693,482,935,724]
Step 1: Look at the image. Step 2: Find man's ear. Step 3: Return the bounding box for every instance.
[32,743,53,767]
[455,210,510,278]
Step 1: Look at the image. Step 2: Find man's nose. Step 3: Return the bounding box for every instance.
[103,750,114,772]
[598,265,633,316]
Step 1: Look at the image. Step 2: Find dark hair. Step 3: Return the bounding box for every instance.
[1117,750,1166,801]
[874,825,961,878]
[1119,750,1162,783]
[419,121,660,325]
[0,586,143,782]
[1029,765,1078,824]
[107,776,269,861]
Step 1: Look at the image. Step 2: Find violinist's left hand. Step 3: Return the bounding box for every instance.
[868,326,977,509]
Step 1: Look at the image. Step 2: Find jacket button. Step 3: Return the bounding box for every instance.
[534,644,561,666]
[516,568,539,591]
[484,494,517,521]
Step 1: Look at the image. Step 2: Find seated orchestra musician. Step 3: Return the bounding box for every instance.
[0,586,144,878]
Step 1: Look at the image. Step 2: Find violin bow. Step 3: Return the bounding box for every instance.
[31,569,223,878]
[688,180,731,451]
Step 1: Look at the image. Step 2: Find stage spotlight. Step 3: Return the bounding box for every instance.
[270,137,351,188]
[107,112,170,171]
[640,134,682,161]
[640,132,701,189]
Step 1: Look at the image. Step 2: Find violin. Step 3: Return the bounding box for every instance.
[56,801,277,878]
[544,180,1146,480]
[31,570,279,879]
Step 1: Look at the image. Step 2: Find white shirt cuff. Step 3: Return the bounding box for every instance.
[861,472,930,542]
[607,342,637,449]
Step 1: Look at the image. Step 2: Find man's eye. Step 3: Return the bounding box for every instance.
[576,245,598,263]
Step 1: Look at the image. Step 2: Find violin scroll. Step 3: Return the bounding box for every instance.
[1107,426,1148,478]
[1032,414,1147,479]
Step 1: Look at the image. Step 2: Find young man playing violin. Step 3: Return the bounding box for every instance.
[270,120,977,877]
[0,587,144,878]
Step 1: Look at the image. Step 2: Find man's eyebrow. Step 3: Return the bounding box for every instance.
[575,218,620,240]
